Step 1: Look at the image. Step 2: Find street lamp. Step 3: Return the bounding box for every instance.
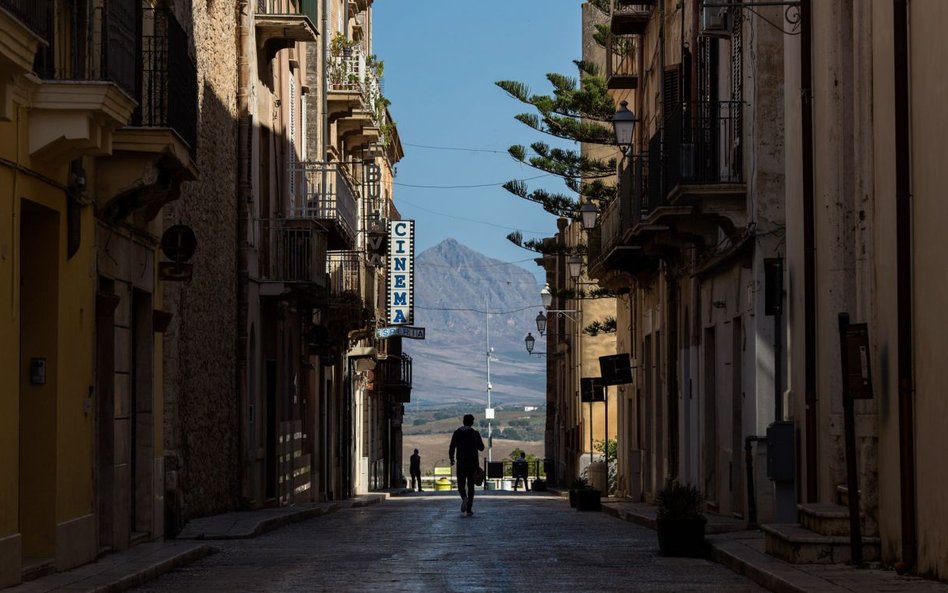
[568,254,583,281]
[535,311,548,336]
[524,332,547,357]
[579,202,598,231]
[540,283,553,309]
[613,100,636,156]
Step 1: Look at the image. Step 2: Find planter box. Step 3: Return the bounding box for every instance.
[575,488,602,512]
[656,517,707,557]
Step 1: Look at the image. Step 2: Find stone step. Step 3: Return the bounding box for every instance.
[797,502,864,537]
[762,523,880,564]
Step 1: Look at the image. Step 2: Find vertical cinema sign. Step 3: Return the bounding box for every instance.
[387,220,414,325]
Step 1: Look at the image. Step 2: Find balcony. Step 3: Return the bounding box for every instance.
[328,45,383,143]
[611,0,655,36]
[606,34,637,90]
[0,0,50,117]
[258,218,327,296]
[28,0,139,163]
[377,354,412,402]
[255,0,319,62]
[655,101,746,230]
[294,162,359,249]
[587,156,659,283]
[96,6,199,222]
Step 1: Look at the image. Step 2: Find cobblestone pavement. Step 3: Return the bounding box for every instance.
[131,492,766,593]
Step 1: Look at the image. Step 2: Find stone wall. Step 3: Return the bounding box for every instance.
[162,0,240,534]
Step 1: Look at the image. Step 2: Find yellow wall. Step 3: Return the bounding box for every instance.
[0,102,96,555]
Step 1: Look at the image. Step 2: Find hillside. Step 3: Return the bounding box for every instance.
[403,239,547,406]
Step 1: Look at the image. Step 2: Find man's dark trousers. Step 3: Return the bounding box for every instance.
[457,466,475,511]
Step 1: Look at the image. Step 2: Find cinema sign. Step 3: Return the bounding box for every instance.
[387,220,414,325]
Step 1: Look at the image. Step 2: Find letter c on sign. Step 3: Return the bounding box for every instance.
[393,222,408,237]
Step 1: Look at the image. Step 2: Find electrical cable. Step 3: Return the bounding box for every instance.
[394,173,553,189]
[397,198,551,234]
[402,142,508,154]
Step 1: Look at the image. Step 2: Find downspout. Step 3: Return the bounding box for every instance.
[893,0,917,571]
[236,0,252,506]
[800,0,818,503]
[322,0,330,160]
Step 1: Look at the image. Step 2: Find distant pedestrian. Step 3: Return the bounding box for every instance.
[409,449,422,491]
[513,451,530,492]
[449,414,485,516]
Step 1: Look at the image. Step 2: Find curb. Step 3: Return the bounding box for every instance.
[707,537,850,593]
[91,545,215,593]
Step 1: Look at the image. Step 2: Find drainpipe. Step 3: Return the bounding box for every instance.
[322,0,330,160]
[236,0,252,504]
[799,0,818,504]
[893,0,917,571]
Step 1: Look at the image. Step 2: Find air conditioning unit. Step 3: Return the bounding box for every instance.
[701,3,730,37]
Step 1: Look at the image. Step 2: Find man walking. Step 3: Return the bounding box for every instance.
[449,414,485,516]
[513,451,530,492]
[409,449,422,491]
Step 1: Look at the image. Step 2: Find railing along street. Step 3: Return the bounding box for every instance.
[329,45,384,125]
[258,219,323,284]
[326,250,363,297]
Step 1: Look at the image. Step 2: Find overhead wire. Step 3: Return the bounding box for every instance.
[393,173,553,189]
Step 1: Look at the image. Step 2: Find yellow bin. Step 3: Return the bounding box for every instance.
[434,477,452,491]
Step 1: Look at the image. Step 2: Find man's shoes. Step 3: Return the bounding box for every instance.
[466,510,474,517]
[461,497,467,513]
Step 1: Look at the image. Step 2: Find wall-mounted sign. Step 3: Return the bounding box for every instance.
[580,377,605,402]
[376,326,425,340]
[160,225,197,263]
[386,220,414,325]
[599,353,633,386]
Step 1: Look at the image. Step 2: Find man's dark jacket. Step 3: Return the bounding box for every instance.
[449,426,485,470]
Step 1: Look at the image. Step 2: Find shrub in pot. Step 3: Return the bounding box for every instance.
[575,487,602,511]
[655,482,707,557]
[568,477,587,508]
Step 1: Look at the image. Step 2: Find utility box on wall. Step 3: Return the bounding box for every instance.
[766,421,795,482]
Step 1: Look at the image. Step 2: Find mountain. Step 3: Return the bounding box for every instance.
[402,239,547,407]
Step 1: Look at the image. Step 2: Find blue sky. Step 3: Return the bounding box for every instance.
[373,1,582,281]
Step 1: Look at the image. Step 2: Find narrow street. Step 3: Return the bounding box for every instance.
[130,493,764,593]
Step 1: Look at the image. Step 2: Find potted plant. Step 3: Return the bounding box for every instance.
[568,477,587,508]
[655,482,707,557]
[575,485,602,512]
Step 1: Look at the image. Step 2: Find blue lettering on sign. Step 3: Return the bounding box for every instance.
[394,275,406,288]
[394,240,406,254]
[392,310,407,323]
[393,293,407,306]
[393,222,408,237]
[394,257,407,271]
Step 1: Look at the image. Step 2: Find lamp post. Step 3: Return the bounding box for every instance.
[568,254,583,282]
[613,100,636,155]
[524,331,546,357]
[579,202,598,231]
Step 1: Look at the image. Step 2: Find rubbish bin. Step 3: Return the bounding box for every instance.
[587,461,607,493]
[434,477,452,491]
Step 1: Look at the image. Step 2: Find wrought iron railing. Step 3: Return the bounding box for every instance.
[34,0,137,99]
[257,0,317,25]
[0,0,52,40]
[611,0,654,36]
[606,34,637,86]
[294,162,359,243]
[656,101,744,203]
[133,7,198,155]
[327,250,363,296]
[377,354,412,389]
[258,219,324,284]
[329,46,383,125]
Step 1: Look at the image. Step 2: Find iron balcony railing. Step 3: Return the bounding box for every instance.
[257,0,317,26]
[377,354,412,389]
[656,100,744,203]
[329,46,383,126]
[133,6,198,155]
[0,0,52,39]
[34,0,137,99]
[605,34,637,89]
[327,250,363,297]
[258,219,325,285]
[294,162,359,244]
[611,0,654,36]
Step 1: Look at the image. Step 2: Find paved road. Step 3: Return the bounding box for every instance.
[132,492,766,593]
